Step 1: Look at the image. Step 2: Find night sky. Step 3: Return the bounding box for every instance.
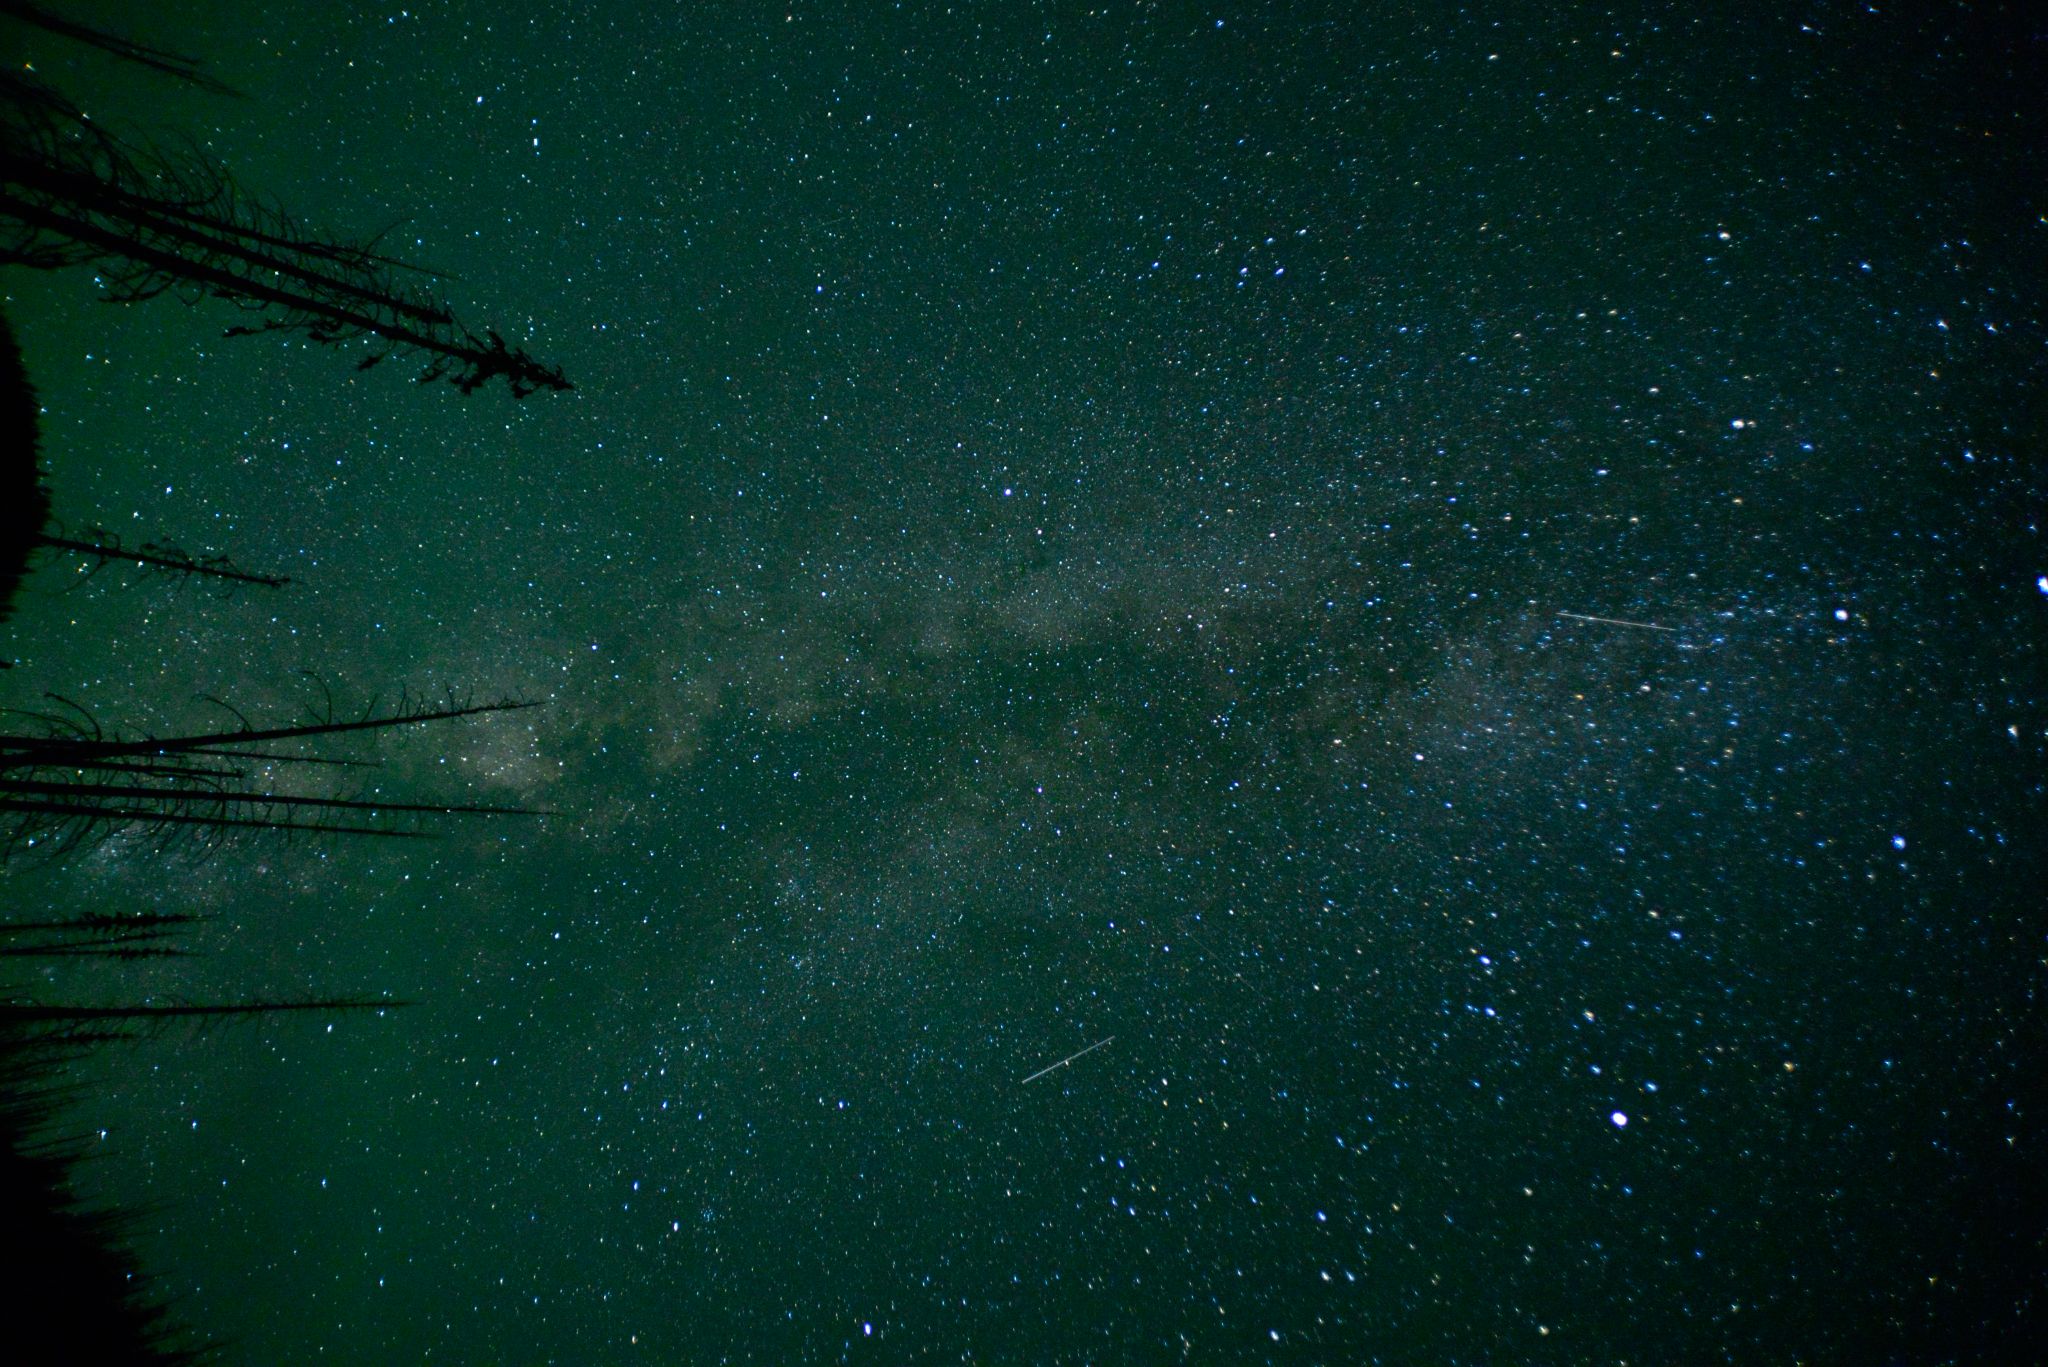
[4,1,2045,1362]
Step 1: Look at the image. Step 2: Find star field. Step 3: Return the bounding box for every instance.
[2,2,2043,1362]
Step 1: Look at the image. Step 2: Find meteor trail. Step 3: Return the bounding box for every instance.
[1557,610,1676,633]
[1020,1036,1115,1085]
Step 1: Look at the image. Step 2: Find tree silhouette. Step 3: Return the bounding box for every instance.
[1,997,407,1029]
[1,2,571,654]
[32,526,289,589]
[0,306,48,636]
[0,1,237,94]
[0,910,196,960]
[0,1024,206,1364]
[0,14,575,1359]
[0,66,570,395]
[0,691,546,858]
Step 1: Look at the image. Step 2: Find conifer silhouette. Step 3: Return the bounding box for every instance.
[0,15,570,1359]
[0,72,570,395]
[0,692,545,857]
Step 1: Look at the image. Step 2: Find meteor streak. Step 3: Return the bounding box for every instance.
[1020,1036,1115,1085]
[1557,610,1676,633]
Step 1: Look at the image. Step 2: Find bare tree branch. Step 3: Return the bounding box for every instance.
[0,72,569,396]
